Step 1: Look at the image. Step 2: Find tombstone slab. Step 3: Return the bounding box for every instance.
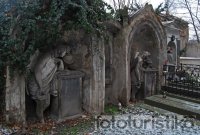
[50,70,84,121]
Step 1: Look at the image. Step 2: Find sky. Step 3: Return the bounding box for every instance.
[104,0,199,40]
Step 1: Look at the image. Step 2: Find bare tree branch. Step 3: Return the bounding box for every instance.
[167,0,200,42]
[184,0,200,42]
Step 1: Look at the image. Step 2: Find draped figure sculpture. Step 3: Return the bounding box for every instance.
[131,52,143,89]
[130,52,142,101]
[130,51,153,101]
[142,51,152,69]
[131,51,152,88]
[27,45,67,123]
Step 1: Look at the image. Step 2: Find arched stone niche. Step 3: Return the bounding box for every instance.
[129,23,160,68]
[129,23,160,100]
[108,4,167,106]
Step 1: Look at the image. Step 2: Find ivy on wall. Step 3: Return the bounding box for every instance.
[0,0,114,91]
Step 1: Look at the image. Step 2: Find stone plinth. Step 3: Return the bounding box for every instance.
[143,69,158,98]
[50,71,84,121]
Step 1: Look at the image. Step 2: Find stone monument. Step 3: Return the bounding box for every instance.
[167,35,176,65]
[131,52,143,88]
[141,51,158,98]
[50,70,84,121]
[131,51,158,100]
[27,45,67,123]
[130,52,143,101]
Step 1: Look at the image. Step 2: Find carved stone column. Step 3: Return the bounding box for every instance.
[88,36,105,114]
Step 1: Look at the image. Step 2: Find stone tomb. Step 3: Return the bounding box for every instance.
[5,5,172,123]
[50,70,84,121]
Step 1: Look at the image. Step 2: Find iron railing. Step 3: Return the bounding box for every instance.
[162,63,200,98]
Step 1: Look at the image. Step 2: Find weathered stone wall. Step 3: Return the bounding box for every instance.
[111,28,129,105]
[179,28,189,52]
[174,19,189,52]
[105,33,114,104]
[63,31,105,114]
[186,42,200,57]
[0,81,5,115]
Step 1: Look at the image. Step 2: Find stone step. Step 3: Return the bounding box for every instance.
[138,104,195,121]
[144,95,200,120]
[139,103,179,116]
[166,93,200,104]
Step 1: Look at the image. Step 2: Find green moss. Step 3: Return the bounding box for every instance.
[104,104,120,115]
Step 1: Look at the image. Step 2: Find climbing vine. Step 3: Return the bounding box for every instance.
[0,0,114,90]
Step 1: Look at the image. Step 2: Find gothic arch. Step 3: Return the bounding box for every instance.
[128,5,166,66]
[127,5,167,101]
[107,4,167,106]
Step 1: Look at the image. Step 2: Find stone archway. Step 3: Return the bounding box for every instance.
[127,6,167,102]
[129,23,160,68]
[109,4,167,106]
[129,23,160,100]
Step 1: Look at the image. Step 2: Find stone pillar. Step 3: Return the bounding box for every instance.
[5,67,26,123]
[89,36,105,114]
[111,29,130,106]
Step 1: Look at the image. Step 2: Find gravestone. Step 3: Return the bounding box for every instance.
[50,70,84,121]
[143,69,158,98]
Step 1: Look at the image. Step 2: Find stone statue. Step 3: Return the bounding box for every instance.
[131,52,143,89]
[27,45,67,123]
[167,35,176,65]
[168,35,176,47]
[141,51,152,69]
[130,51,154,101]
